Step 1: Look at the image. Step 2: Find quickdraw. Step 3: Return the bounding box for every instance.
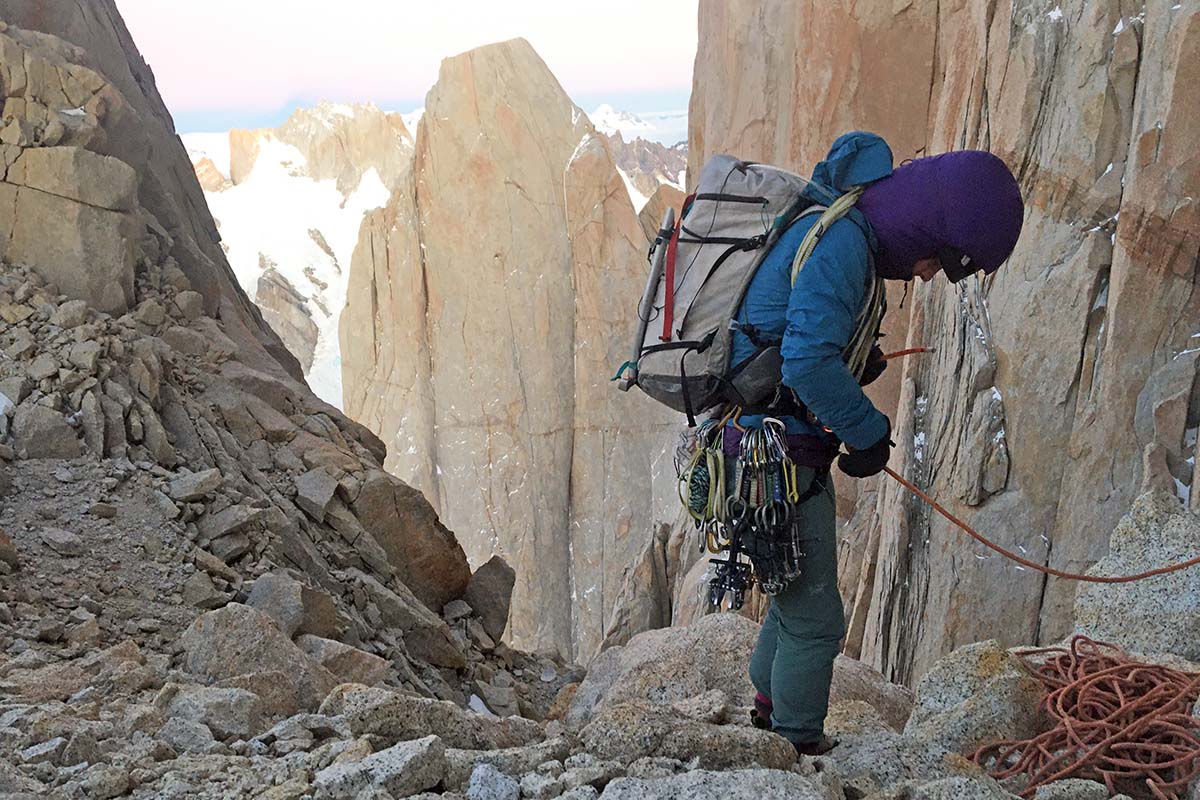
[675,412,816,611]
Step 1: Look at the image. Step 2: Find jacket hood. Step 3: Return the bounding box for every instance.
[855,151,1025,280]
[803,131,894,253]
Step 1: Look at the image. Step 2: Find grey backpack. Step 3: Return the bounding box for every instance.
[615,155,883,425]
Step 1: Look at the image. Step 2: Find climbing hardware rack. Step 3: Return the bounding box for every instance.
[677,414,815,610]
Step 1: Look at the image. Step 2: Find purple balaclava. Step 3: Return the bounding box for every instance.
[855,151,1025,281]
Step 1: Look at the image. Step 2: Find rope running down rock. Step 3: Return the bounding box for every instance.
[972,636,1200,800]
[883,466,1200,583]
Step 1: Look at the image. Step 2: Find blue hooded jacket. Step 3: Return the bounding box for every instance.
[731,132,893,450]
[730,134,1024,450]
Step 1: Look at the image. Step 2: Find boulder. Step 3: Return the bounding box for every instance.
[161,684,264,741]
[0,760,43,794]
[294,467,339,522]
[560,758,625,792]
[6,146,138,211]
[565,613,759,725]
[246,572,340,639]
[296,635,389,686]
[68,340,101,372]
[904,640,1045,756]
[173,291,204,321]
[520,772,563,799]
[830,654,914,731]
[872,776,1020,799]
[179,604,337,709]
[467,763,521,800]
[12,403,79,459]
[312,735,445,799]
[464,555,517,642]
[0,527,18,570]
[196,503,267,547]
[6,185,136,314]
[1075,491,1200,661]
[579,700,795,770]
[167,468,223,502]
[348,570,465,669]
[350,469,471,610]
[219,671,300,719]
[157,716,220,754]
[40,527,84,556]
[599,769,838,800]
[78,765,131,800]
[443,738,571,791]
[27,353,59,381]
[1033,779,1129,800]
[18,737,67,765]
[49,299,90,328]
[181,571,227,609]
[318,684,542,751]
[825,701,991,795]
[560,788,600,800]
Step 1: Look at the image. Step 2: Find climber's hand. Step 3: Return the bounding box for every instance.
[859,344,887,386]
[837,421,893,478]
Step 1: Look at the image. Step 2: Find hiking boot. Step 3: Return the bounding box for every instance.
[751,692,773,731]
[750,706,772,731]
[793,736,838,757]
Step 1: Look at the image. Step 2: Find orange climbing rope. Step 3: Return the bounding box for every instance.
[883,467,1200,583]
[973,636,1200,800]
[882,346,935,360]
[878,345,1200,582]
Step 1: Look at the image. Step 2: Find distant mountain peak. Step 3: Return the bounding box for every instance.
[590,104,654,137]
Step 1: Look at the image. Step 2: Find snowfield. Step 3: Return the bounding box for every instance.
[591,105,688,146]
[183,134,390,408]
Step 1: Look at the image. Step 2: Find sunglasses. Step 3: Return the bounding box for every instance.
[937,246,976,283]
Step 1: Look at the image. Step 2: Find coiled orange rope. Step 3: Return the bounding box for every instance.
[973,636,1200,799]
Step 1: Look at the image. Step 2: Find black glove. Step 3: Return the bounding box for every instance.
[838,421,893,478]
[859,344,887,386]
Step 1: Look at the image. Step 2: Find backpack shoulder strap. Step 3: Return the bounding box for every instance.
[787,188,885,379]
[789,188,864,287]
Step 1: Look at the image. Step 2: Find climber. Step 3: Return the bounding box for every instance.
[737,137,1025,756]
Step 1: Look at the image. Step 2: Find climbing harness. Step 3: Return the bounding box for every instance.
[974,636,1200,799]
[677,411,825,610]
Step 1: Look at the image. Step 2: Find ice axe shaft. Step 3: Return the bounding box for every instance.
[619,207,675,392]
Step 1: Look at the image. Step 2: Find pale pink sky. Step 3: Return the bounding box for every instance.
[116,0,699,130]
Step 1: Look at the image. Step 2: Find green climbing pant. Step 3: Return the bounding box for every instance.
[747,466,846,744]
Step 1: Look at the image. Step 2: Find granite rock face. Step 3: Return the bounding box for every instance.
[340,38,679,658]
[689,0,1200,685]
